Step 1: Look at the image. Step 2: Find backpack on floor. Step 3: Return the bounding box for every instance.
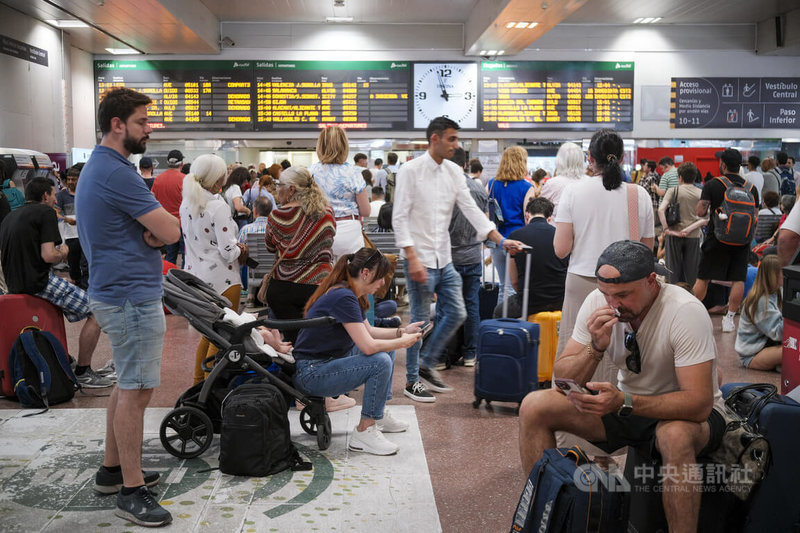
[219,382,311,477]
[713,176,757,246]
[778,166,796,197]
[510,446,628,533]
[9,329,78,413]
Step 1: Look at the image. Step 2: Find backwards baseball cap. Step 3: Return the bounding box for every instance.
[714,148,742,170]
[595,240,669,284]
[167,149,184,164]
[139,157,153,169]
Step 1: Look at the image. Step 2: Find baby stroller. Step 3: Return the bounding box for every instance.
[159,269,335,459]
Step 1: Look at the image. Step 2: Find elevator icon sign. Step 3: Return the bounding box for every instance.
[722,83,734,98]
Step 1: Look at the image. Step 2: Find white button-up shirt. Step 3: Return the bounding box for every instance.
[393,151,496,269]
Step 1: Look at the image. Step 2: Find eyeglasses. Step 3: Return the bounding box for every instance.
[624,331,641,374]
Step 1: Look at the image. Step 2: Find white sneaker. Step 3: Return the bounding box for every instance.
[721,314,736,333]
[348,425,399,456]
[376,410,409,433]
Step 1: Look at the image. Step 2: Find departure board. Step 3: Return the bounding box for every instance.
[479,61,634,131]
[95,60,253,131]
[253,61,409,130]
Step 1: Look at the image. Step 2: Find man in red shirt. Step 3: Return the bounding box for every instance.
[151,149,185,265]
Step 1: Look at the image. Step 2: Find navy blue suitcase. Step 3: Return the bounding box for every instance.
[478,282,499,320]
[474,251,538,409]
[721,383,800,533]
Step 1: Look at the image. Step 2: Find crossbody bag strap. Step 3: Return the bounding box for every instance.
[269,216,305,279]
[626,183,640,241]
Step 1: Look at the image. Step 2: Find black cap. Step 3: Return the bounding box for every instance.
[595,240,669,283]
[714,148,742,170]
[167,150,184,164]
[139,157,153,169]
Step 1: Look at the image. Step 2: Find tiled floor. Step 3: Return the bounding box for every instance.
[0,306,782,533]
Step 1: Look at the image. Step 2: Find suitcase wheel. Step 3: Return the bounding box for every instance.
[473,397,482,408]
[160,406,214,459]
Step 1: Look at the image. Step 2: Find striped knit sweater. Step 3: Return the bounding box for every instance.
[265,205,335,285]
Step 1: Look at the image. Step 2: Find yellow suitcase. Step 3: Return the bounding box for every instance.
[527,311,561,383]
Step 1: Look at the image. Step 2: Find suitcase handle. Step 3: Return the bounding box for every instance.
[558,446,591,466]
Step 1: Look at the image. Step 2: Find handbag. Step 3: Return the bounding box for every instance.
[709,383,774,500]
[665,186,682,227]
[257,226,303,306]
[362,231,397,299]
[488,180,504,226]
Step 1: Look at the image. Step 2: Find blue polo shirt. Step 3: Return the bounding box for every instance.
[75,145,163,306]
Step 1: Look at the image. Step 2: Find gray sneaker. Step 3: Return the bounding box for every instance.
[115,486,172,527]
[95,360,116,379]
[76,368,115,389]
[94,466,160,495]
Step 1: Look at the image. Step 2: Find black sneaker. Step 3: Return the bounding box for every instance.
[419,366,453,393]
[95,466,160,495]
[404,381,435,403]
[115,486,172,527]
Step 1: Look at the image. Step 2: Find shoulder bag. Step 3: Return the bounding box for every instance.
[488,180,505,226]
[665,186,682,227]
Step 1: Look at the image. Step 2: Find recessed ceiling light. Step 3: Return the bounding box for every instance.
[488,50,498,55]
[515,22,529,28]
[527,22,538,28]
[497,50,505,55]
[633,17,644,23]
[105,48,140,55]
[634,17,662,24]
[479,50,487,55]
[506,22,516,29]
[46,19,89,28]
[326,16,353,22]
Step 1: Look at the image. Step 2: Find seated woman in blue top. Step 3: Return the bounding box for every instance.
[292,247,423,456]
[735,254,783,371]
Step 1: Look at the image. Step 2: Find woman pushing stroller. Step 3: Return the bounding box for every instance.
[292,247,423,456]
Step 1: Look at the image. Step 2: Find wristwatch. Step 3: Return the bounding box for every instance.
[617,391,633,417]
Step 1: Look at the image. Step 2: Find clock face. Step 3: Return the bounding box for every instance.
[413,63,478,129]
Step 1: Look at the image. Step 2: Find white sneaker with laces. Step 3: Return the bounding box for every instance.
[721,314,736,333]
[348,425,399,456]
[376,410,409,433]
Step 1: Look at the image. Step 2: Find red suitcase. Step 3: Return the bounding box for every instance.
[0,294,69,397]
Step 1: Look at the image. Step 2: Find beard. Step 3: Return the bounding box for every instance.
[124,134,148,154]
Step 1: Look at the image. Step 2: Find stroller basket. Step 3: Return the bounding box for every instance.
[159,269,336,458]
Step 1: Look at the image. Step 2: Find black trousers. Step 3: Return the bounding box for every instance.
[264,279,318,343]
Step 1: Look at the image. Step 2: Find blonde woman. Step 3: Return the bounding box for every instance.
[486,145,532,300]
[264,166,336,344]
[309,126,370,260]
[180,154,247,384]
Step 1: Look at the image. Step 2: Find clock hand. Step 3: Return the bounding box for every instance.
[436,70,450,100]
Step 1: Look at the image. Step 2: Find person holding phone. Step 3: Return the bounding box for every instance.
[292,248,424,456]
[519,240,727,533]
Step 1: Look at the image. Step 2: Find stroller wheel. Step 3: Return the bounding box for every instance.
[299,406,317,435]
[160,406,214,459]
[317,414,332,450]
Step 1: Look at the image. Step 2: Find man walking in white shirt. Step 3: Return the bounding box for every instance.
[393,116,524,401]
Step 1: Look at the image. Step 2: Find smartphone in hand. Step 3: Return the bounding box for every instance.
[553,378,596,395]
[421,321,433,335]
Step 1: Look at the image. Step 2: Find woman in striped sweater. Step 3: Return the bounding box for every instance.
[264,166,336,344]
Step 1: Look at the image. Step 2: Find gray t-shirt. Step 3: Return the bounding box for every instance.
[449,173,489,265]
[572,284,723,412]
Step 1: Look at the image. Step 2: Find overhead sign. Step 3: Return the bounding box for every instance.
[480,61,634,131]
[670,77,800,129]
[0,34,48,66]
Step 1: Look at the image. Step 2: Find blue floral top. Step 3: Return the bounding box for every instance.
[308,162,366,218]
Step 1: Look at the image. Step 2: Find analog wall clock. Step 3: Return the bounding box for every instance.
[413,62,478,129]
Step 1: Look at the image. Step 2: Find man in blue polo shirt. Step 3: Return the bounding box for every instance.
[76,87,180,528]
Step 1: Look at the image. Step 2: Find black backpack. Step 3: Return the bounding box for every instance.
[384,169,395,203]
[219,382,311,477]
[9,329,78,414]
